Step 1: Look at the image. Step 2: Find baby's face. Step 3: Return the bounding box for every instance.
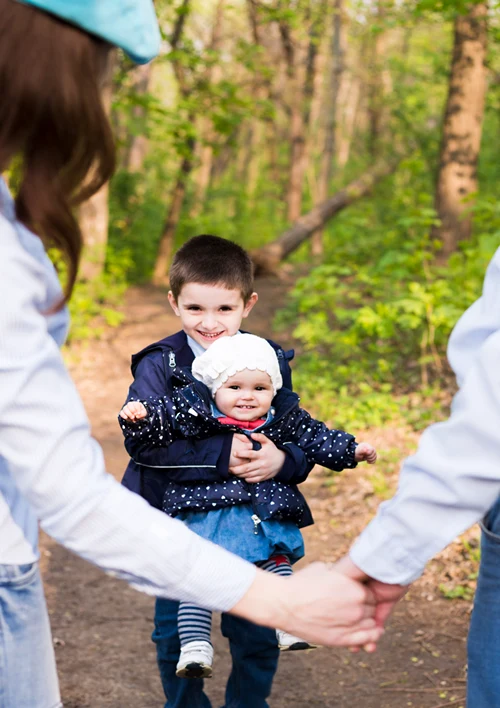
[214,369,274,422]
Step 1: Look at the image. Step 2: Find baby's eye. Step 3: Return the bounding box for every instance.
[255,386,267,391]
[229,385,240,390]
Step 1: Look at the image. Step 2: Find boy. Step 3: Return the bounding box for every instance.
[121,234,313,708]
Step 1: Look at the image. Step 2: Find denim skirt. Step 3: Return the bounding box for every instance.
[177,504,305,564]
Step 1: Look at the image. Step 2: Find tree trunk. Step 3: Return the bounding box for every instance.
[312,0,345,256]
[287,98,306,222]
[124,63,153,172]
[367,1,392,158]
[337,72,361,167]
[152,146,194,286]
[189,0,225,217]
[278,17,307,223]
[190,139,214,217]
[79,52,115,281]
[267,118,282,191]
[251,157,400,273]
[433,2,488,256]
[302,2,328,251]
[151,0,194,287]
[246,110,266,203]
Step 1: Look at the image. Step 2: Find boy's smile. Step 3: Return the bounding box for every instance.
[168,283,258,349]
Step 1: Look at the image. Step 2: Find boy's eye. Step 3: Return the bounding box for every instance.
[186,306,201,311]
[219,306,234,312]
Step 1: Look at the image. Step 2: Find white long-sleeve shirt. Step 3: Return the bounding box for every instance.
[0,178,256,609]
[350,246,500,584]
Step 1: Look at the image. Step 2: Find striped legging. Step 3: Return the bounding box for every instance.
[178,555,293,647]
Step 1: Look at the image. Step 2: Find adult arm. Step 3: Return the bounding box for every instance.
[349,325,500,585]
[0,228,254,609]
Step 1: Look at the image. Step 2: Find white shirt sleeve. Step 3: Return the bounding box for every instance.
[350,248,500,585]
[0,220,256,610]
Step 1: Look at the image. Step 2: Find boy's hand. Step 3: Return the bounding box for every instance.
[230,433,286,482]
[354,443,377,465]
[229,434,253,468]
[120,401,148,422]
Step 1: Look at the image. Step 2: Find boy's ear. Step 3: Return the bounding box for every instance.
[168,291,180,316]
[243,292,258,317]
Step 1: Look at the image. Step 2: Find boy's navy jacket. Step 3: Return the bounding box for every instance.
[121,330,315,513]
[121,334,358,529]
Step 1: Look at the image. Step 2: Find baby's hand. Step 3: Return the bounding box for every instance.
[120,401,148,422]
[355,442,377,465]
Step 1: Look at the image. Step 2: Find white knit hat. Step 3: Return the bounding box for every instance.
[192,334,283,395]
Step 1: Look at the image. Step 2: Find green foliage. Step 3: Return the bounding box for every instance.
[411,0,495,19]
[439,538,480,600]
[277,155,500,430]
[66,276,126,343]
[366,447,405,499]
[108,170,167,282]
[439,583,475,600]
[50,247,129,345]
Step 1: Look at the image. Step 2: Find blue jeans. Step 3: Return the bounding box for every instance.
[153,598,280,708]
[467,496,500,707]
[0,562,61,708]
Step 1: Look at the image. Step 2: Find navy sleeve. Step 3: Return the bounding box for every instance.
[269,343,315,483]
[283,408,358,472]
[122,353,232,482]
[275,443,314,485]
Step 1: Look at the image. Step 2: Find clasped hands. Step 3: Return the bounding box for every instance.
[233,559,408,652]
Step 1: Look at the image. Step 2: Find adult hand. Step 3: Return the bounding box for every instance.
[335,555,408,636]
[231,562,384,649]
[230,433,286,482]
[229,433,253,468]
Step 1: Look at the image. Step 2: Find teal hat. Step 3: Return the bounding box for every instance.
[18,0,161,64]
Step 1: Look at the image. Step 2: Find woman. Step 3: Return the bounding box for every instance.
[0,2,382,707]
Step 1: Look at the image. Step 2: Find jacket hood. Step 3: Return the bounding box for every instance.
[130,331,193,376]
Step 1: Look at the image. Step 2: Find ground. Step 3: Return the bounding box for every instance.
[41,276,477,708]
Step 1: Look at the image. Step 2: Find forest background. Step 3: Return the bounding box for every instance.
[4,3,500,695]
[14,0,500,479]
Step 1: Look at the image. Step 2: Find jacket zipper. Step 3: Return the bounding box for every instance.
[251,513,262,534]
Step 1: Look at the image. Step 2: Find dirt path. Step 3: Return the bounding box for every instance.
[42,278,473,708]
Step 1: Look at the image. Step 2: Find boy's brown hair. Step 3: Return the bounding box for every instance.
[169,234,255,302]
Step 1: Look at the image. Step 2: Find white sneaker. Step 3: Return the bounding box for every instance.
[176,640,214,679]
[276,629,316,652]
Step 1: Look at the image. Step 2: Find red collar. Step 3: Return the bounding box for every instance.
[218,416,266,430]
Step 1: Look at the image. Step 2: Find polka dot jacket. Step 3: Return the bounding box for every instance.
[120,369,358,529]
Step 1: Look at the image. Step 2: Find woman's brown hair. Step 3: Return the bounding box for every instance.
[0,0,115,305]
